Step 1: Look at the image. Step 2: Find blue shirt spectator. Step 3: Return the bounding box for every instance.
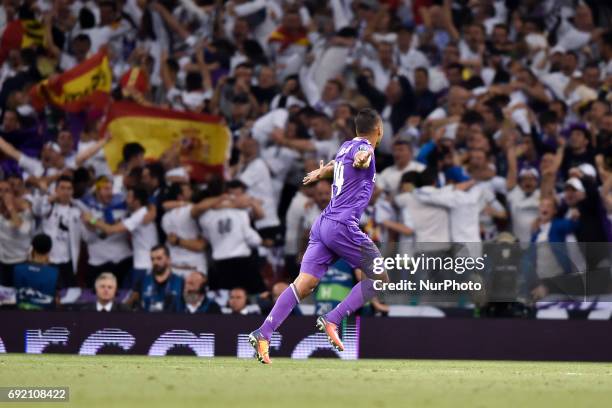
[13,234,58,310]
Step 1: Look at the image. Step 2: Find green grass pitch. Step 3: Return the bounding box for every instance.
[1,355,611,408]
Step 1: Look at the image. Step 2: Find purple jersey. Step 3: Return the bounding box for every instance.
[322,138,376,225]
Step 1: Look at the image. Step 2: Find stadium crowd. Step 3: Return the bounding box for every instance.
[0,0,611,314]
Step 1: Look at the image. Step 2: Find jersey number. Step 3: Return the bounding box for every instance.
[333,162,344,197]
[217,218,232,235]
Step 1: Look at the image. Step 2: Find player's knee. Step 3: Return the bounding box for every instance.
[373,271,389,284]
[293,273,319,299]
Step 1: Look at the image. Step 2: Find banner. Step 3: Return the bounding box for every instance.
[0,312,611,361]
[102,102,230,182]
[30,48,112,112]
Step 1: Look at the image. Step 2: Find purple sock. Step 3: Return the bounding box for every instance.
[326,279,376,325]
[258,283,300,340]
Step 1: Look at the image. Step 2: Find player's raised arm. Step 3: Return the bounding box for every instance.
[303,160,335,185]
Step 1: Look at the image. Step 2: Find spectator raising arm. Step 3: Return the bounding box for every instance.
[75,133,111,168]
[506,143,519,192]
[0,136,23,162]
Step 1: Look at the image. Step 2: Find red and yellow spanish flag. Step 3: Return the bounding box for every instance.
[268,27,309,51]
[30,48,112,112]
[102,102,230,182]
[0,19,45,63]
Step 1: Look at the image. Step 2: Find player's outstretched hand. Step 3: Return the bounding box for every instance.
[353,150,371,169]
[303,160,324,185]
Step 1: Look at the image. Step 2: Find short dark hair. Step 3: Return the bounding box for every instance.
[602,30,612,47]
[78,8,95,29]
[32,234,52,255]
[151,244,169,256]
[164,183,184,201]
[493,23,508,33]
[415,67,429,77]
[447,63,464,72]
[99,0,117,12]
[310,112,331,123]
[73,33,91,45]
[401,171,420,186]
[354,108,380,136]
[226,179,248,191]
[539,110,558,127]
[235,62,254,71]
[128,187,149,206]
[185,72,203,92]
[417,168,438,187]
[73,167,91,185]
[145,162,165,188]
[327,79,344,93]
[461,110,484,125]
[230,286,248,296]
[122,142,145,163]
[57,175,73,186]
[583,62,600,72]
[128,166,143,181]
[205,176,225,197]
[484,100,504,123]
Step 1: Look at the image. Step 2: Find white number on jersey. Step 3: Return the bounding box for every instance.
[333,162,345,197]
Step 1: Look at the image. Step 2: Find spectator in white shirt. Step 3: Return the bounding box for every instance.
[234,136,281,242]
[198,185,264,294]
[300,179,332,244]
[0,180,33,286]
[505,145,541,243]
[396,26,430,80]
[57,129,77,168]
[83,187,158,288]
[394,169,451,252]
[556,4,597,52]
[272,112,340,163]
[161,183,208,278]
[459,23,486,66]
[80,176,132,287]
[415,178,482,244]
[376,136,425,196]
[284,180,316,280]
[31,176,82,288]
[360,41,396,92]
[0,137,64,183]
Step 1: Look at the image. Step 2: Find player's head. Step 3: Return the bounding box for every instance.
[354,108,383,146]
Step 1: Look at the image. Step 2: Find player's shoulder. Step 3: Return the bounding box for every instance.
[353,138,374,154]
[338,138,372,157]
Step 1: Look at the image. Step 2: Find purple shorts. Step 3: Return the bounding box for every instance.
[300,215,381,279]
